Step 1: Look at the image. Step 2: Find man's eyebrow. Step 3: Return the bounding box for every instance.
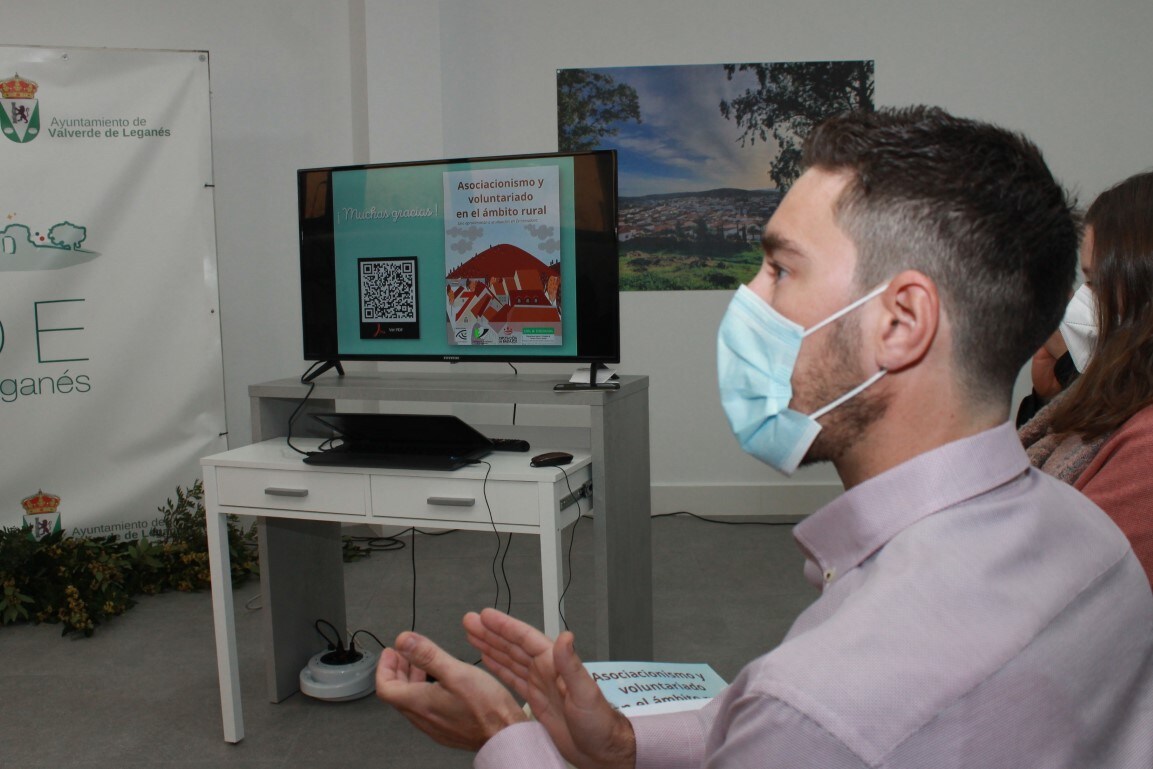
[760,230,802,258]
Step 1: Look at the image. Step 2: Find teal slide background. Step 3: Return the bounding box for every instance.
[332,157,577,357]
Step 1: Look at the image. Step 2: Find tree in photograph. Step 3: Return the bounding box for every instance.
[719,61,874,188]
[557,68,642,152]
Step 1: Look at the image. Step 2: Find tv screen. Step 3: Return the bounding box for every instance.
[298,150,619,370]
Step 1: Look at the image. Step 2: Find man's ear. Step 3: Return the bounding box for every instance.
[874,270,939,373]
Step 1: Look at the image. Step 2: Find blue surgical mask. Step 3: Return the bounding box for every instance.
[717,283,888,475]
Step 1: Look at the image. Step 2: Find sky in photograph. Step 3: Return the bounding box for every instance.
[576,64,784,198]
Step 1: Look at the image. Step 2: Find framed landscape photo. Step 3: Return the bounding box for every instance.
[557,60,874,290]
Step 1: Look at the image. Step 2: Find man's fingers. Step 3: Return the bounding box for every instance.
[465,611,540,679]
[464,610,572,719]
[376,647,424,705]
[375,647,403,689]
[394,631,455,682]
[477,651,531,700]
[467,609,556,670]
[553,632,600,709]
[466,628,533,680]
[472,608,556,655]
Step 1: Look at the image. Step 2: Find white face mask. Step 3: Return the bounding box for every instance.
[1059,283,1097,371]
[716,283,888,476]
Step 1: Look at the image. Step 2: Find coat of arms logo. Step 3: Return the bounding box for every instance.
[0,73,40,144]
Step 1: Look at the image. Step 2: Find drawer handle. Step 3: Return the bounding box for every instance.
[427,496,475,507]
[264,487,309,498]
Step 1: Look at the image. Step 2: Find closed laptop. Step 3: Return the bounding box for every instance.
[303,412,493,470]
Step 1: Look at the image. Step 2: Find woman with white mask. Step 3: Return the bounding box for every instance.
[1015,279,1097,425]
[1020,169,1153,585]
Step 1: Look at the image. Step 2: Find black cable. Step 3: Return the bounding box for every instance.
[286,362,323,456]
[341,529,458,561]
[351,628,388,651]
[502,533,514,614]
[557,465,583,631]
[409,526,417,632]
[475,460,513,613]
[506,363,519,425]
[415,527,457,536]
[652,511,797,526]
[344,535,407,552]
[405,525,475,634]
[333,507,784,655]
[386,459,509,641]
[337,527,460,639]
[314,618,343,650]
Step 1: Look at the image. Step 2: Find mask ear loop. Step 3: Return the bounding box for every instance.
[802,283,890,338]
[803,282,891,422]
[810,368,887,421]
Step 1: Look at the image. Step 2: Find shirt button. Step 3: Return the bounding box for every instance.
[824,568,836,583]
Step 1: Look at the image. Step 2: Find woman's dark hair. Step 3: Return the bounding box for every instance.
[1050,170,1153,439]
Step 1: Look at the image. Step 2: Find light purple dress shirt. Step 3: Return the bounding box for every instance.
[476,423,1153,768]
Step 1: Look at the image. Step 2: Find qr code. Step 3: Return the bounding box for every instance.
[359,257,417,323]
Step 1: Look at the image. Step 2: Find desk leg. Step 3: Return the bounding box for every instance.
[204,471,244,743]
[591,388,653,661]
[258,518,347,702]
[538,486,565,640]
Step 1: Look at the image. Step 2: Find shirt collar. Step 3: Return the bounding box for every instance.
[793,422,1029,588]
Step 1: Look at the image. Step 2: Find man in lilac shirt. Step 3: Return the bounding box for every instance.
[376,107,1153,767]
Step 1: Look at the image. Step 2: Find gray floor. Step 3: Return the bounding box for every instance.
[0,514,815,768]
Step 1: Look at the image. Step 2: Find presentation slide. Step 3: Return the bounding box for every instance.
[330,156,576,358]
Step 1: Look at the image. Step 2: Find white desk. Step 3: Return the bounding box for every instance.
[203,438,592,743]
[247,374,652,666]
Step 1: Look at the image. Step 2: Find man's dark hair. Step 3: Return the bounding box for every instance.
[802,106,1078,402]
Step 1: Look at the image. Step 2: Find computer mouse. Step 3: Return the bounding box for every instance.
[530,451,573,467]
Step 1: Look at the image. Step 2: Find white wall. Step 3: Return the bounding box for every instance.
[414,0,1153,515]
[2,0,356,465]
[8,0,1153,516]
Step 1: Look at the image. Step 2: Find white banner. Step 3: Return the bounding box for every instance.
[0,46,226,539]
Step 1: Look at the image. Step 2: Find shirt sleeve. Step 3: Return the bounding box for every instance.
[632,710,709,769]
[630,692,869,769]
[699,694,870,769]
[474,722,568,769]
[475,710,712,769]
[634,672,872,769]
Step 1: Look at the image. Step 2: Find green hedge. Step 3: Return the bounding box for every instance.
[0,481,257,637]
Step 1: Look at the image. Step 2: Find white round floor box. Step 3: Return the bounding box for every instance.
[299,648,379,702]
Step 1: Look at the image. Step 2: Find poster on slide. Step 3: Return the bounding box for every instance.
[0,46,225,538]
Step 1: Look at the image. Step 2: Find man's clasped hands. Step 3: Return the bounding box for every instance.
[375,608,637,768]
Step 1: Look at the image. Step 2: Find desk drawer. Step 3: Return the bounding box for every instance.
[215,467,368,516]
[370,475,541,526]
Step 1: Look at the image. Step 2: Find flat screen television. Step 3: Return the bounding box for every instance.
[297,150,619,379]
